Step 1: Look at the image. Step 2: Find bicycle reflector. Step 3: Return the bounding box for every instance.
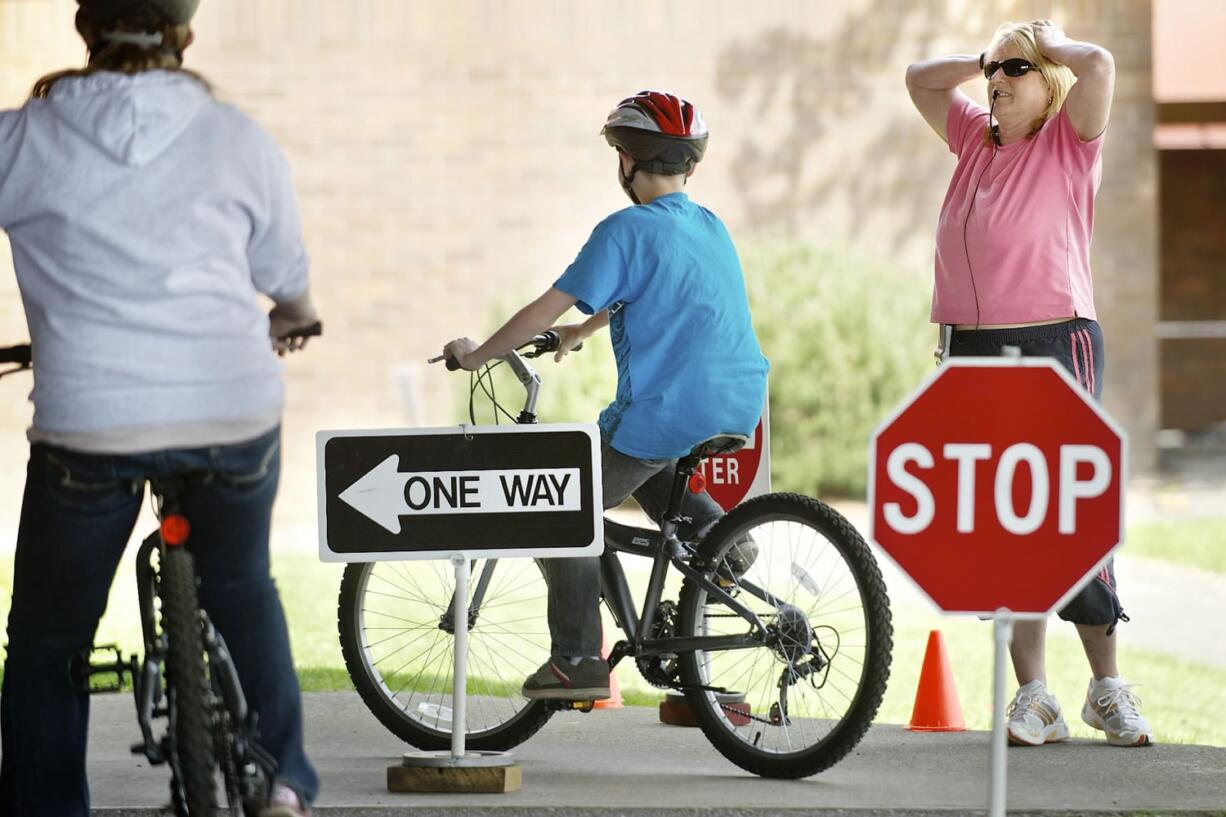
[160,514,191,546]
[688,472,706,494]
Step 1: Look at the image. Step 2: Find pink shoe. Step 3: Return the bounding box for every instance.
[257,782,311,817]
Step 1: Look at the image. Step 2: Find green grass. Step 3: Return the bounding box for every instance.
[1124,517,1226,575]
[878,605,1226,746]
[2,537,1224,747]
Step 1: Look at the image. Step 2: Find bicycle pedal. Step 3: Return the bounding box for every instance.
[73,644,132,694]
[567,701,595,713]
[131,740,165,764]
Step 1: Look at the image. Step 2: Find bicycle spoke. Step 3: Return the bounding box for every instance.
[679,498,890,769]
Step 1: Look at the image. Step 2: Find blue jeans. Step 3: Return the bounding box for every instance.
[0,426,318,816]
[539,441,725,658]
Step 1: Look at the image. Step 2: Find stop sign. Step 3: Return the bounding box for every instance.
[868,358,1126,616]
[697,408,770,511]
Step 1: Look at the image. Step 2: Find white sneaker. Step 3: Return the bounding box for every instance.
[1006,680,1070,746]
[1081,676,1153,747]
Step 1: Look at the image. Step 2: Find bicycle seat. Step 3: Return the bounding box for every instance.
[688,434,749,460]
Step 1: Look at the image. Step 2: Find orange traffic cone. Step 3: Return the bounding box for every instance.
[908,630,966,731]
[593,627,623,710]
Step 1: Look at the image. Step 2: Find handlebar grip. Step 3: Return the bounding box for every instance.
[531,330,581,355]
[445,356,461,371]
[278,320,322,340]
[0,345,31,366]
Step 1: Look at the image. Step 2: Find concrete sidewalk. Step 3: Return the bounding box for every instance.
[89,692,1226,816]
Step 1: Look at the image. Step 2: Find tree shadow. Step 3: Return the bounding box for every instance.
[714,0,998,254]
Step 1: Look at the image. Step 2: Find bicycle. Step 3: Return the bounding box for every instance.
[337,332,892,779]
[1,325,318,815]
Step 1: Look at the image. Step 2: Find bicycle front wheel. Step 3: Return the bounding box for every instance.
[677,493,893,779]
[159,545,219,815]
[338,558,555,751]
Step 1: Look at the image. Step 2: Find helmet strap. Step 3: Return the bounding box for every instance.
[619,161,642,205]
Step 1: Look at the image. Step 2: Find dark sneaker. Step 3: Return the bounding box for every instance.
[521,658,611,701]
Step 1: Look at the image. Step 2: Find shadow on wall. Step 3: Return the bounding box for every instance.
[714,1,999,253]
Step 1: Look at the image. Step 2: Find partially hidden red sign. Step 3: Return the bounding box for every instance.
[699,413,769,512]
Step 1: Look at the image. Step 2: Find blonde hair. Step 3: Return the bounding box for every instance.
[31,8,210,100]
[982,21,1075,144]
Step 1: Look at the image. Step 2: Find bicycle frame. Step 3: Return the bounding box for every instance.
[138,478,276,772]
[453,348,781,672]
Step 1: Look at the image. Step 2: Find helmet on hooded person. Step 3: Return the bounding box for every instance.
[77,0,200,25]
[75,0,199,56]
[601,90,708,203]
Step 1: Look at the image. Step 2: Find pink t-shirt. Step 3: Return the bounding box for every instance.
[931,93,1104,324]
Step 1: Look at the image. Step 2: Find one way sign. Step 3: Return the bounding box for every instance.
[316,424,603,561]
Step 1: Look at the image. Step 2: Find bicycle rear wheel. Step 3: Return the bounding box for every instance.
[677,493,892,778]
[338,558,554,751]
[159,545,218,815]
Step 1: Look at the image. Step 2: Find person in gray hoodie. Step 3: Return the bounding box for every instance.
[0,2,319,815]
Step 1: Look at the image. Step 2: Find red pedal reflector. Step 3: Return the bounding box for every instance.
[688,472,706,494]
[161,515,191,546]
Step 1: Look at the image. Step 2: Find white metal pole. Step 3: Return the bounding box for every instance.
[990,608,1014,817]
[450,553,469,759]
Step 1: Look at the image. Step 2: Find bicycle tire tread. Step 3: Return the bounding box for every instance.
[677,492,893,779]
[160,545,219,814]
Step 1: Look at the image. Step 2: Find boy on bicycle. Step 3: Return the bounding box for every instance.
[441,90,768,701]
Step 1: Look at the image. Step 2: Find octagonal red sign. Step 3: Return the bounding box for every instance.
[868,358,1126,616]
[698,416,768,511]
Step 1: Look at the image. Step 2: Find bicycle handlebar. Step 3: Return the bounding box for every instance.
[443,330,583,371]
[0,345,31,367]
[280,320,323,340]
[0,323,322,376]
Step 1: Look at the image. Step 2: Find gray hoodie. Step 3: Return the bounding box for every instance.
[0,70,308,452]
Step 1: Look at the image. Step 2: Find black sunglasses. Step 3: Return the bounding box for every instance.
[983,58,1036,80]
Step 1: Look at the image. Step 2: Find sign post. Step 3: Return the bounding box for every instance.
[868,357,1125,817]
[317,423,603,789]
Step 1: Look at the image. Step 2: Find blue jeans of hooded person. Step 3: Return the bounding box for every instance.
[0,426,318,817]
[538,441,725,658]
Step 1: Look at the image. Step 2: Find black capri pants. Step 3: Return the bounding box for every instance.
[949,318,1126,630]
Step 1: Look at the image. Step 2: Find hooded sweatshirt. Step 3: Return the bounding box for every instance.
[0,70,308,453]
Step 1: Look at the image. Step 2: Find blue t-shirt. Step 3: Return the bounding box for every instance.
[554,192,769,460]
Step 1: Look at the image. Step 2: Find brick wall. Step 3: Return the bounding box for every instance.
[1161,150,1226,321]
[1159,149,1226,430]
[1162,339,1226,429]
[0,0,1158,538]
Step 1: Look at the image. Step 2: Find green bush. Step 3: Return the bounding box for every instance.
[742,238,932,498]
[460,238,934,499]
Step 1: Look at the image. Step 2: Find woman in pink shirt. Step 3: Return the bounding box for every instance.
[906,20,1152,748]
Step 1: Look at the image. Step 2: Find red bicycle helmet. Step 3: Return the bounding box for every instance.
[602,90,708,203]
